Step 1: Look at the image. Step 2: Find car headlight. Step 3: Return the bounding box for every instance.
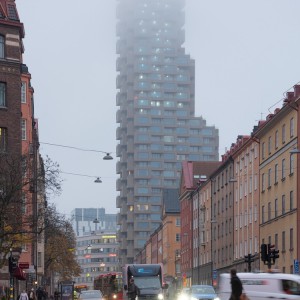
[158,293,164,300]
[191,297,198,300]
[214,297,220,300]
[112,295,117,299]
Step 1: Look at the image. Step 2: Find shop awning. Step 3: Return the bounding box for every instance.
[13,267,26,281]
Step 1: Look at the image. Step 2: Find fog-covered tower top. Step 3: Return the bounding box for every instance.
[116,0,219,265]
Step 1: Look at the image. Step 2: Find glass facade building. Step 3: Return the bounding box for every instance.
[116,0,219,264]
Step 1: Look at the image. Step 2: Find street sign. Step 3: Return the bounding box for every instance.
[294,259,299,274]
[19,263,29,269]
[213,270,217,280]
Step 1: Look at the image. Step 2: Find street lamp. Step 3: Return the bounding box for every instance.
[103,153,113,160]
[94,177,102,183]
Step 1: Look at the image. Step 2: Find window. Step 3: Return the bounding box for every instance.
[21,119,27,140]
[275,198,278,218]
[282,231,286,252]
[282,194,286,214]
[282,124,286,144]
[0,82,6,106]
[268,202,271,221]
[38,252,42,267]
[262,206,265,223]
[262,142,265,159]
[268,168,271,188]
[290,190,294,210]
[275,130,279,149]
[268,136,271,154]
[21,81,26,103]
[175,233,180,242]
[249,207,252,224]
[0,127,7,152]
[290,228,294,250]
[290,153,294,175]
[282,159,286,180]
[254,205,257,222]
[290,117,294,137]
[0,35,4,58]
[21,193,26,214]
[261,173,265,192]
[274,164,278,184]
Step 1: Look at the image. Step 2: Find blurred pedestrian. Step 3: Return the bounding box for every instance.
[230,269,243,300]
[29,288,35,300]
[127,278,140,300]
[19,290,29,300]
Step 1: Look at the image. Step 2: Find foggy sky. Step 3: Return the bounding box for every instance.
[15,0,300,216]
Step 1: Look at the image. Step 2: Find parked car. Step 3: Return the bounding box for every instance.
[190,285,219,300]
[78,290,103,300]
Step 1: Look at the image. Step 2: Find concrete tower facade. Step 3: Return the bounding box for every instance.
[116,0,219,264]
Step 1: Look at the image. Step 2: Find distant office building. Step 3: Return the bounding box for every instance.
[71,208,117,237]
[74,231,119,289]
[116,0,219,264]
[72,208,119,288]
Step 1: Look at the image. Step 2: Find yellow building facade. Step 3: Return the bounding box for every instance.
[254,103,298,273]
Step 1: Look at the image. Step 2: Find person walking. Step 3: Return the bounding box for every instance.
[19,290,29,300]
[230,269,243,300]
[29,288,35,300]
[127,278,140,300]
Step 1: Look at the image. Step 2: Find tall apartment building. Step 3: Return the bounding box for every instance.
[116,0,219,264]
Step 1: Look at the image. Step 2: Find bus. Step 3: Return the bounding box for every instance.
[74,285,88,293]
[94,272,123,300]
[123,264,168,299]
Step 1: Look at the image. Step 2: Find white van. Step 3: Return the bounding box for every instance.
[218,272,300,300]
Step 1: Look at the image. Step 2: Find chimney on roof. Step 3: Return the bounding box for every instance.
[274,108,280,114]
[294,85,300,98]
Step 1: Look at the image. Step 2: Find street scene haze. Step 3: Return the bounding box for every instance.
[1,1,300,300]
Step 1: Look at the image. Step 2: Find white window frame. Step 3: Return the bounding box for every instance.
[21,119,27,140]
[21,81,27,103]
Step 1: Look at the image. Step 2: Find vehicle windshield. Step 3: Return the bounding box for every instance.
[134,277,161,289]
[79,291,102,299]
[191,286,215,294]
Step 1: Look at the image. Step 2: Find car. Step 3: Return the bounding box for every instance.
[190,285,219,300]
[78,290,103,300]
[218,272,300,300]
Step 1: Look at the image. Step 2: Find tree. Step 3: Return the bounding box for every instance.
[0,153,62,268]
[44,204,81,280]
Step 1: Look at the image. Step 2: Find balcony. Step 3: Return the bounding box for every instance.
[116,196,122,209]
[116,178,122,191]
[116,143,123,156]
[116,161,121,174]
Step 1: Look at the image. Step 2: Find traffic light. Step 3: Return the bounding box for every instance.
[272,249,279,263]
[8,256,17,273]
[268,244,275,255]
[244,254,255,272]
[261,244,268,262]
